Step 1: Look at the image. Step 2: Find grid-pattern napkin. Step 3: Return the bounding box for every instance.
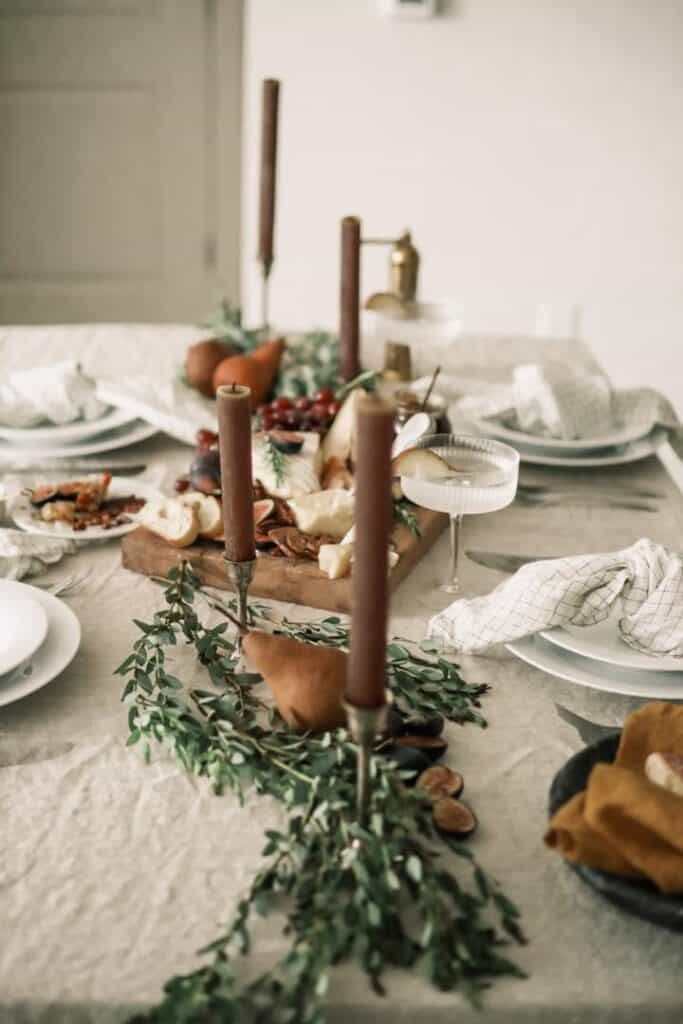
[428,539,683,657]
[430,361,680,442]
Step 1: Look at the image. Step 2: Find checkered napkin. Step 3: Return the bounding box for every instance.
[428,539,683,657]
[439,360,679,442]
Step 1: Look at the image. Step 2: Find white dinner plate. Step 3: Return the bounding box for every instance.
[540,606,683,673]
[11,476,162,541]
[0,582,80,708]
[470,415,652,454]
[0,581,48,676]
[0,407,137,446]
[507,632,683,700]
[0,418,157,459]
[511,428,665,468]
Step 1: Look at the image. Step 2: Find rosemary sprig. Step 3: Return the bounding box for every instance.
[262,433,287,488]
[119,564,524,1023]
[393,497,421,538]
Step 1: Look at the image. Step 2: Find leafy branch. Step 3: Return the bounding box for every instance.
[393,498,421,539]
[262,433,287,488]
[119,564,524,1023]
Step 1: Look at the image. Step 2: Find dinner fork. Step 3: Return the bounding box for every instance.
[515,488,658,513]
[36,567,93,597]
[518,482,663,501]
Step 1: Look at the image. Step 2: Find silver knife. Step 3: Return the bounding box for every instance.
[466,550,559,573]
[0,461,148,476]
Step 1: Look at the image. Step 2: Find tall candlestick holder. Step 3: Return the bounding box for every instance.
[342,697,388,825]
[224,558,256,652]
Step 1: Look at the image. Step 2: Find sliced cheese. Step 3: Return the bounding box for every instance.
[290,490,354,539]
[252,433,321,499]
[319,542,354,580]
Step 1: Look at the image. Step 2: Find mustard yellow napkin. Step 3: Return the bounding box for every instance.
[545,702,683,893]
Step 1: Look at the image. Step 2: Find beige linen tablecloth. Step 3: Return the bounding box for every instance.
[2,328,683,1023]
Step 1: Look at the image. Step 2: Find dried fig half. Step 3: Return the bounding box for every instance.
[432,798,477,838]
[417,765,463,800]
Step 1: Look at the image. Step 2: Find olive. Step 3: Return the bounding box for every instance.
[382,745,431,782]
[402,714,444,738]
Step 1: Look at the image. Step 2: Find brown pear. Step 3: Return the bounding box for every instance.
[242,631,347,732]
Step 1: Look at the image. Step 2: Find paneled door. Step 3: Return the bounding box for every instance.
[0,0,241,323]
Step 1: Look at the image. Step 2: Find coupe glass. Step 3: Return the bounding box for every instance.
[400,434,519,595]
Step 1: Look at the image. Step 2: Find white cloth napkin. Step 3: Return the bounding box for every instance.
[0,529,75,580]
[96,377,216,446]
[0,362,107,428]
[428,539,683,657]
[421,362,679,441]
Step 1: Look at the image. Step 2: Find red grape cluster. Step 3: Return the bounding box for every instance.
[257,388,341,433]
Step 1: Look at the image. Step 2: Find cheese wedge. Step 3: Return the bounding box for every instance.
[290,490,354,540]
[319,543,354,580]
[252,432,321,499]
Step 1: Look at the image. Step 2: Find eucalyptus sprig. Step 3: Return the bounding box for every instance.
[119,565,524,1023]
[393,497,421,538]
[262,433,287,488]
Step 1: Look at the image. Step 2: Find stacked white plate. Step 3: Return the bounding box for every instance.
[0,579,80,708]
[508,606,683,700]
[468,413,666,469]
[0,406,157,460]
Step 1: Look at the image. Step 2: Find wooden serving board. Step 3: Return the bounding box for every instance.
[121,507,447,613]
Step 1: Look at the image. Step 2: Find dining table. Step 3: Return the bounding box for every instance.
[1,325,683,1023]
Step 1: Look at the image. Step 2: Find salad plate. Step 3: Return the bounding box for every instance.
[0,581,48,676]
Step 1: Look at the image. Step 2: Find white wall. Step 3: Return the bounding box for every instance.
[241,1,683,408]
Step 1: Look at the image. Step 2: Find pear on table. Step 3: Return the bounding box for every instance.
[242,631,348,732]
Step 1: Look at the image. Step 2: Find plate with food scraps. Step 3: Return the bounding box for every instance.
[0,407,137,446]
[11,474,162,540]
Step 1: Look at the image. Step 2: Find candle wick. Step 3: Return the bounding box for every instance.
[231,381,237,393]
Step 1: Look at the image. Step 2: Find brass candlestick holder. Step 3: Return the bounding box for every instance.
[224,558,256,652]
[342,698,389,825]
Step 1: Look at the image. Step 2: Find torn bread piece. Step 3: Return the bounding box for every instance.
[137,498,199,548]
[178,491,223,539]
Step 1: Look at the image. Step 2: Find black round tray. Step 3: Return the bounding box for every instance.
[548,733,683,931]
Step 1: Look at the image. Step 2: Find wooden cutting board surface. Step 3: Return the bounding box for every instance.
[121,507,447,613]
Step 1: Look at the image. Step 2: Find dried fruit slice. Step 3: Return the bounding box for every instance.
[254,498,275,526]
[432,798,477,838]
[417,765,464,800]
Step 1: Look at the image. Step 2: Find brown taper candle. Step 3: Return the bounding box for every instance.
[216,384,256,563]
[339,215,361,381]
[346,394,394,708]
[258,78,280,275]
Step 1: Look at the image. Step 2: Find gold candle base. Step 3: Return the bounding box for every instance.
[342,698,388,825]
[224,558,256,651]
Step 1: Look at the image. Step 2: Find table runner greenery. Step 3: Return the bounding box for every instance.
[118,565,525,1022]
